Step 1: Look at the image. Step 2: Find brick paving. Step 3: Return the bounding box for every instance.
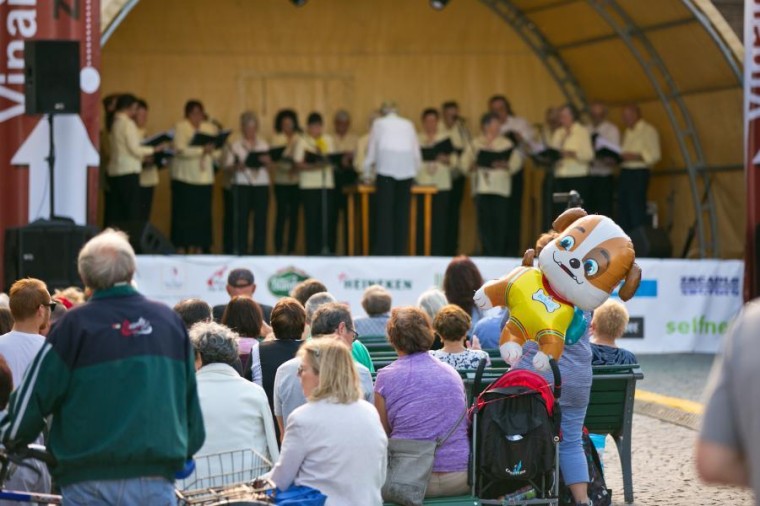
[602,413,754,505]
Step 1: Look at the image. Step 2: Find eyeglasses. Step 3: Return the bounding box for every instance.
[297,365,305,376]
[42,301,57,310]
[340,326,359,341]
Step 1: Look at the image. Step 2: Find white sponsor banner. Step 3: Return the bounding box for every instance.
[134,256,744,354]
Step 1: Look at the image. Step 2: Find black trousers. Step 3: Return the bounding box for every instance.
[374,176,413,256]
[334,166,358,255]
[415,190,450,256]
[476,194,509,257]
[552,176,591,221]
[618,169,650,233]
[301,188,336,255]
[224,185,270,255]
[107,174,141,247]
[446,175,466,256]
[587,175,615,218]
[138,186,154,224]
[172,181,212,250]
[505,169,524,257]
[274,184,300,254]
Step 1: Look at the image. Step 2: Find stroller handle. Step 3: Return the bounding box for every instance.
[549,358,562,400]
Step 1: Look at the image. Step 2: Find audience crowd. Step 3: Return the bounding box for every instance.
[0,228,642,505]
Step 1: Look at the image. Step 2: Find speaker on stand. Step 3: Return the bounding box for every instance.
[2,41,97,291]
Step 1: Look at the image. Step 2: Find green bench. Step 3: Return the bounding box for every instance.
[384,497,480,505]
[585,364,644,504]
[374,360,643,504]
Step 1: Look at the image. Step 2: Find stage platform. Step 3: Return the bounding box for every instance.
[134,255,743,354]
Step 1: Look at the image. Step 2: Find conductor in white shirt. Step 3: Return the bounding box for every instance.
[363,102,421,256]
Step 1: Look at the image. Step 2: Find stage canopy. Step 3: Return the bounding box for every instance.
[98,0,743,258]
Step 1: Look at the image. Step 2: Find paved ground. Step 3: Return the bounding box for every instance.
[602,413,754,505]
[635,354,716,402]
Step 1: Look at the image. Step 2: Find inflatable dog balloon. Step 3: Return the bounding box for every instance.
[473,208,641,371]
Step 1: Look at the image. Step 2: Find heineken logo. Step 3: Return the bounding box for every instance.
[268,267,310,297]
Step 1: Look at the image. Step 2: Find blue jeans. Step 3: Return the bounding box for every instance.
[62,477,175,506]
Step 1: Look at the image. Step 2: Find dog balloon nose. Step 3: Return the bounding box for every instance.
[569,258,580,269]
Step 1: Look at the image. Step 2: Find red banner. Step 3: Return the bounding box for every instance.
[0,0,100,289]
[746,1,760,301]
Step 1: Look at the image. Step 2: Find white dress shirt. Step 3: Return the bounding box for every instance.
[499,114,536,144]
[223,137,271,187]
[499,115,535,174]
[363,113,421,180]
[589,120,621,176]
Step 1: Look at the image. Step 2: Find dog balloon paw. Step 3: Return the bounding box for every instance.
[500,342,523,365]
[533,352,551,372]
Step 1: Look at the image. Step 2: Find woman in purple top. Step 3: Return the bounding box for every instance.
[374,307,470,498]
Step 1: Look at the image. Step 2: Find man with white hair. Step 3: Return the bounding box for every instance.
[364,101,421,255]
[0,229,205,504]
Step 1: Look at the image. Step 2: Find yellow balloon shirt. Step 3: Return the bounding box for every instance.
[506,267,574,344]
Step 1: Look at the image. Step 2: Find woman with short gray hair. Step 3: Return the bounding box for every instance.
[189,321,279,472]
[222,110,271,255]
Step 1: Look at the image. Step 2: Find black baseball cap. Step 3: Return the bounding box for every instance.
[227,268,254,287]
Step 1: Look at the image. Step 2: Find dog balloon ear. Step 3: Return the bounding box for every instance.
[522,249,535,267]
[552,207,588,233]
[618,263,642,301]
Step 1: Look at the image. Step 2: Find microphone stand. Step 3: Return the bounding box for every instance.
[232,154,241,255]
[320,156,330,256]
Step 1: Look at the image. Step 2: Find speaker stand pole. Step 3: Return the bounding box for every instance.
[46,113,58,221]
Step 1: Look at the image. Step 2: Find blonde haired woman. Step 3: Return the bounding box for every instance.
[269,339,387,505]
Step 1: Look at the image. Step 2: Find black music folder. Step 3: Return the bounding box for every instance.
[593,136,622,164]
[328,153,348,168]
[190,129,231,149]
[147,150,174,169]
[476,148,513,168]
[421,138,456,162]
[305,151,327,164]
[533,147,562,165]
[142,131,174,147]
[595,148,622,164]
[245,151,270,168]
[269,146,286,162]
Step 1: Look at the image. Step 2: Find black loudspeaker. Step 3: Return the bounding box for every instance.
[4,220,98,291]
[24,40,80,115]
[140,223,176,255]
[629,225,673,258]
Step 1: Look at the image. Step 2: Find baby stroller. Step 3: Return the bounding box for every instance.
[470,358,562,505]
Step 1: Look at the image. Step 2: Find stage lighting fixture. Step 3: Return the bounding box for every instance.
[291,0,307,6]
[430,0,450,10]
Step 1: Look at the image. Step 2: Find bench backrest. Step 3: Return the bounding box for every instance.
[584,365,644,437]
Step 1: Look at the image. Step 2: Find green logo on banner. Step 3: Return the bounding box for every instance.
[268,267,310,297]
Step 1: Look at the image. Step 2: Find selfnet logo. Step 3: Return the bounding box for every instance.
[665,316,729,336]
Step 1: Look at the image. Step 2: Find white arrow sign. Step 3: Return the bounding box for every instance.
[11,114,99,224]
